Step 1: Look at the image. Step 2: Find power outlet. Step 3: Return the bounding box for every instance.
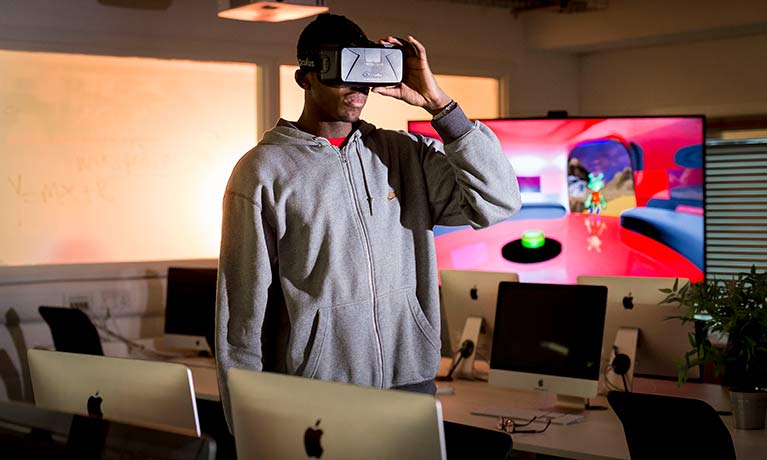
[67,294,92,311]
[100,289,131,316]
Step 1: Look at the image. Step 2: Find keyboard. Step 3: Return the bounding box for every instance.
[471,406,585,425]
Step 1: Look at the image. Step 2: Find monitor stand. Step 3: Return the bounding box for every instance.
[162,333,212,353]
[454,316,485,380]
[605,327,638,392]
[555,394,588,411]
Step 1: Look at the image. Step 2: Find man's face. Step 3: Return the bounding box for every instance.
[304,72,369,123]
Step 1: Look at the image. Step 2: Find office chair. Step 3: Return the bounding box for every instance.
[608,390,736,460]
[38,306,104,356]
[444,420,512,460]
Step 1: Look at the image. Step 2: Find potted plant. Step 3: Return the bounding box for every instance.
[660,266,767,429]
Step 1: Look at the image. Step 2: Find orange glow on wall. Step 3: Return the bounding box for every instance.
[0,50,257,266]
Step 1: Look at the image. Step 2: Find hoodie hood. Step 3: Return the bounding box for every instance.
[260,119,378,147]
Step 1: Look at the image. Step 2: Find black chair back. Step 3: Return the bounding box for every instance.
[38,306,104,356]
[444,420,512,460]
[608,390,736,460]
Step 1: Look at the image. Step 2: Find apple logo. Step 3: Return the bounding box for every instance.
[87,391,103,418]
[304,419,324,459]
[622,293,634,310]
[470,285,478,300]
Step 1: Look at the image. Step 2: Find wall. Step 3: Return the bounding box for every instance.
[0,50,257,267]
[0,0,582,265]
[524,0,767,53]
[0,0,580,267]
[517,0,767,118]
[579,33,767,117]
[0,258,217,402]
[0,0,580,120]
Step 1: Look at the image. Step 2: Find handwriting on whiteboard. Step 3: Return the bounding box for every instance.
[7,175,115,206]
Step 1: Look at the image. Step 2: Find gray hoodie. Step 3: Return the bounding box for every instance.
[215,105,520,426]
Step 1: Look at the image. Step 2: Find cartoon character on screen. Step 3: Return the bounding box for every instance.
[584,172,607,214]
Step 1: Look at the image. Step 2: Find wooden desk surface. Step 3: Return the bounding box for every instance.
[154,352,767,460]
[184,360,220,401]
[435,377,767,460]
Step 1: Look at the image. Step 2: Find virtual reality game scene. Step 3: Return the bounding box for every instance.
[408,117,705,284]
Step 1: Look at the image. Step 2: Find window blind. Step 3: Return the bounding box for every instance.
[705,139,767,280]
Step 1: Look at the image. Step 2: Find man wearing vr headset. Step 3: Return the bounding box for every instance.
[216,13,520,428]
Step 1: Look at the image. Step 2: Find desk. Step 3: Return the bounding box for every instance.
[127,346,767,460]
[436,378,767,460]
[182,359,219,402]
[104,338,221,401]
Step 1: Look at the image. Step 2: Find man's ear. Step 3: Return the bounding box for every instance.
[295,69,310,90]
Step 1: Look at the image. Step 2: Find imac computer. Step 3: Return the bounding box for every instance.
[577,275,698,392]
[163,267,218,354]
[0,400,215,460]
[439,269,519,379]
[228,368,446,460]
[489,282,608,409]
[28,349,201,437]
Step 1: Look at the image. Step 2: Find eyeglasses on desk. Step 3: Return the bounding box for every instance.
[496,416,552,434]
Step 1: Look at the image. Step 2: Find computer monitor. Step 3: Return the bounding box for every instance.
[489,282,608,409]
[163,267,218,353]
[0,400,215,460]
[28,349,201,437]
[228,368,447,460]
[439,269,518,379]
[577,275,698,389]
[409,116,705,284]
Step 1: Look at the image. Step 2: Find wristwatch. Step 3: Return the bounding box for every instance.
[432,100,458,121]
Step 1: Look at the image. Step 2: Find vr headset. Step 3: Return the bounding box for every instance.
[298,42,404,87]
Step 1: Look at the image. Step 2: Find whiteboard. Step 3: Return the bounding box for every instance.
[0,50,257,266]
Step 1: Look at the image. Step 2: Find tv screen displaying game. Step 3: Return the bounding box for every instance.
[408,116,705,284]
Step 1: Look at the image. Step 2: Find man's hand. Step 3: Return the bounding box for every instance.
[371,36,452,115]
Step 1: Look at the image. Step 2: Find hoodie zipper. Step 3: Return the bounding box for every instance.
[336,141,385,388]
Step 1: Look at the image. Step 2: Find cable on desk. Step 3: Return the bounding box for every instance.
[437,340,475,382]
[78,306,198,359]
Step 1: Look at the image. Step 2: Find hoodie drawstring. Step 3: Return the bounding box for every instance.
[354,141,374,216]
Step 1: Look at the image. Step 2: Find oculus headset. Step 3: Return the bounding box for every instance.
[298,41,404,87]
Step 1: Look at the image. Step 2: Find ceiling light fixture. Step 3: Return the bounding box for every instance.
[217,0,328,23]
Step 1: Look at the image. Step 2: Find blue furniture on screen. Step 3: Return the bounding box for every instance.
[619,144,704,270]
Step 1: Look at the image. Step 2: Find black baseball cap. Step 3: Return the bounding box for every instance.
[297,13,373,61]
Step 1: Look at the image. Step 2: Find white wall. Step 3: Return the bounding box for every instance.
[0,1,580,266]
[516,0,767,118]
[4,0,763,151]
[579,32,767,117]
[0,0,581,119]
[524,0,767,52]
[0,259,217,402]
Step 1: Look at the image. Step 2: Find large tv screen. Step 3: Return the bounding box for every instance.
[408,116,705,284]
